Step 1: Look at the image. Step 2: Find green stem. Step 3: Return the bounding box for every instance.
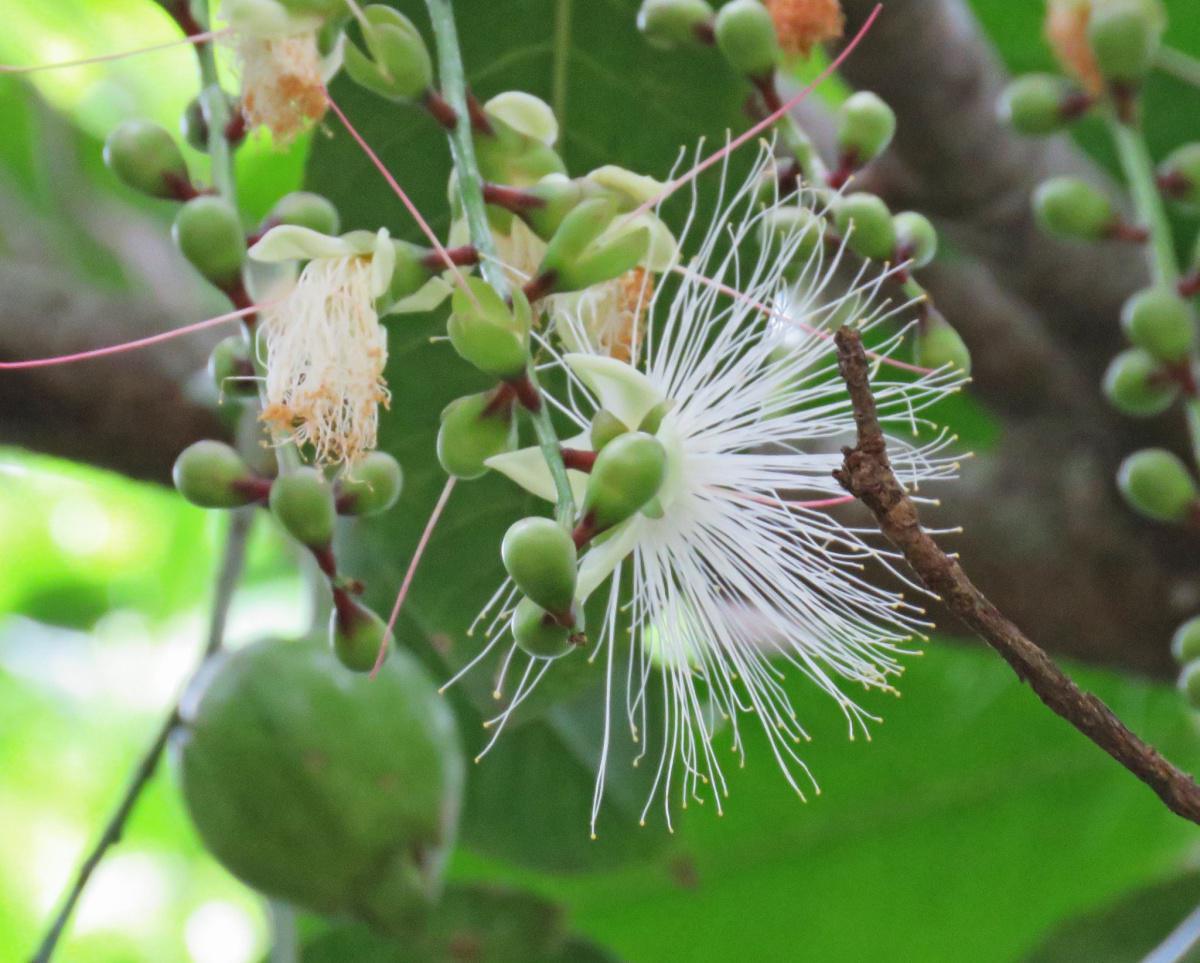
[424,0,577,526]
[1109,117,1179,285]
[1157,46,1200,90]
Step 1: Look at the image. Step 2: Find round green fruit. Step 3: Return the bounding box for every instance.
[336,452,403,516]
[833,193,897,262]
[998,74,1080,136]
[173,440,259,509]
[1102,348,1178,417]
[582,431,667,533]
[173,196,246,289]
[1116,448,1198,523]
[267,191,341,236]
[714,0,780,78]
[437,391,517,480]
[512,596,581,659]
[1171,617,1200,665]
[1179,660,1200,711]
[502,517,578,615]
[270,467,336,548]
[1120,287,1195,362]
[103,119,189,199]
[1033,177,1114,241]
[836,92,896,164]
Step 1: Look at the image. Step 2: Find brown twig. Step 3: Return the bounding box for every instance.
[832,326,1200,826]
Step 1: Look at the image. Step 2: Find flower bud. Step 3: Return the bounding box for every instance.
[714,0,780,78]
[502,517,579,615]
[385,239,439,307]
[1102,348,1178,416]
[998,74,1085,135]
[836,92,896,165]
[581,431,668,533]
[342,5,433,102]
[512,596,582,659]
[173,440,261,508]
[474,109,567,188]
[1171,617,1200,664]
[336,452,403,516]
[1158,143,1200,214]
[637,0,715,50]
[173,196,246,290]
[1120,287,1196,362]
[1116,448,1198,524]
[893,211,938,269]
[267,191,341,236]
[208,336,259,399]
[1088,0,1164,87]
[833,193,896,262]
[1033,177,1114,241]
[270,467,337,548]
[330,597,393,672]
[437,391,518,480]
[539,198,650,295]
[103,120,190,199]
[447,278,531,380]
[914,316,972,375]
[1178,661,1200,711]
[758,204,825,267]
[590,410,630,452]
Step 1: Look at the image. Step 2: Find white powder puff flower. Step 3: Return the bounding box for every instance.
[249,225,395,467]
[450,150,966,836]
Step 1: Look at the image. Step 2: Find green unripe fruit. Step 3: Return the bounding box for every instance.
[103,119,189,199]
[914,317,972,375]
[999,74,1080,136]
[172,440,259,509]
[330,597,392,672]
[437,391,517,480]
[582,431,668,533]
[1088,0,1163,86]
[637,0,715,50]
[270,467,336,548]
[447,278,531,380]
[173,196,245,289]
[267,191,341,236]
[1171,618,1200,664]
[1120,287,1196,362]
[1033,177,1114,241]
[1103,348,1178,416]
[502,517,578,615]
[1116,448,1198,523]
[714,0,780,78]
[833,193,897,262]
[1178,661,1200,711]
[176,637,463,922]
[208,336,258,399]
[1158,143,1200,214]
[335,452,403,516]
[511,596,581,659]
[590,409,630,452]
[836,92,896,164]
[758,205,825,267]
[893,211,938,269]
[343,5,432,102]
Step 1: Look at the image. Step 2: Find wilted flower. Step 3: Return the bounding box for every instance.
[1044,0,1104,94]
[766,0,845,57]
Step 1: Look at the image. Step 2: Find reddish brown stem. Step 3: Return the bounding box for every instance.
[1179,273,1200,299]
[572,513,598,550]
[162,172,203,202]
[751,74,784,116]
[693,20,716,45]
[311,544,338,579]
[560,447,597,472]
[419,245,479,271]
[466,90,494,136]
[482,183,545,212]
[522,270,558,304]
[422,88,459,130]
[1105,220,1150,244]
[230,477,272,503]
[505,373,541,412]
[482,381,518,418]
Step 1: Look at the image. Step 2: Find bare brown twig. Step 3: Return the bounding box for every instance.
[833,326,1200,827]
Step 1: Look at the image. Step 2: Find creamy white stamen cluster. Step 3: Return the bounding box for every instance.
[451,149,965,836]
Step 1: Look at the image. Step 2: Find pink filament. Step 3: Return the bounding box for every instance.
[0,30,230,74]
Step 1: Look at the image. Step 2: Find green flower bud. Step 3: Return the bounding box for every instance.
[637,0,715,50]
[893,211,938,269]
[1102,348,1178,416]
[1178,661,1200,711]
[336,452,403,516]
[539,198,650,294]
[590,410,630,452]
[758,204,825,268]
[836,92,896,164]
[581,431,667,533]
[330,597,393,673]
[1116,448,1198,523]
[1088,0,1164,87]
[447,278,531,380]
[343,5,432,103]
[1120,287,1196,362]
[638,399,673,435]
[914,316,972,375]
[103,119,190,199]
[998,74,1083,136]
[208,336,258,399]
[714,0,780,78]
[517,175,592,242]
[385,239,438,306]
[833,193,896,262]
[1033,177,1115,242]
[437,391,518,480]
[173,440,261,509]
[173,196,246,289]
[511,596,582,659]
[502,517,578,615]
[474,115,567,189]
[270,467,337,548]
[1171,617,1200,664]
[267,191,341,236]
[1158,143,1200,214]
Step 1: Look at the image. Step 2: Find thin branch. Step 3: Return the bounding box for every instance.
[30,507,253,962]
[832,326,1200,827]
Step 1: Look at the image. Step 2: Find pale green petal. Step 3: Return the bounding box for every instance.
[485,91,558,146]
[564,354,664,428]
[249,225,354,263]
[586,165,665,205]
[486,434,590,503]
[221,0,319,36]
[369,228,395,298]
[382,277,452,316]
[320,30,346,82]
[576,519,642,601]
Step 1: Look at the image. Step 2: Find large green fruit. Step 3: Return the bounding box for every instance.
[175,638,464,928]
